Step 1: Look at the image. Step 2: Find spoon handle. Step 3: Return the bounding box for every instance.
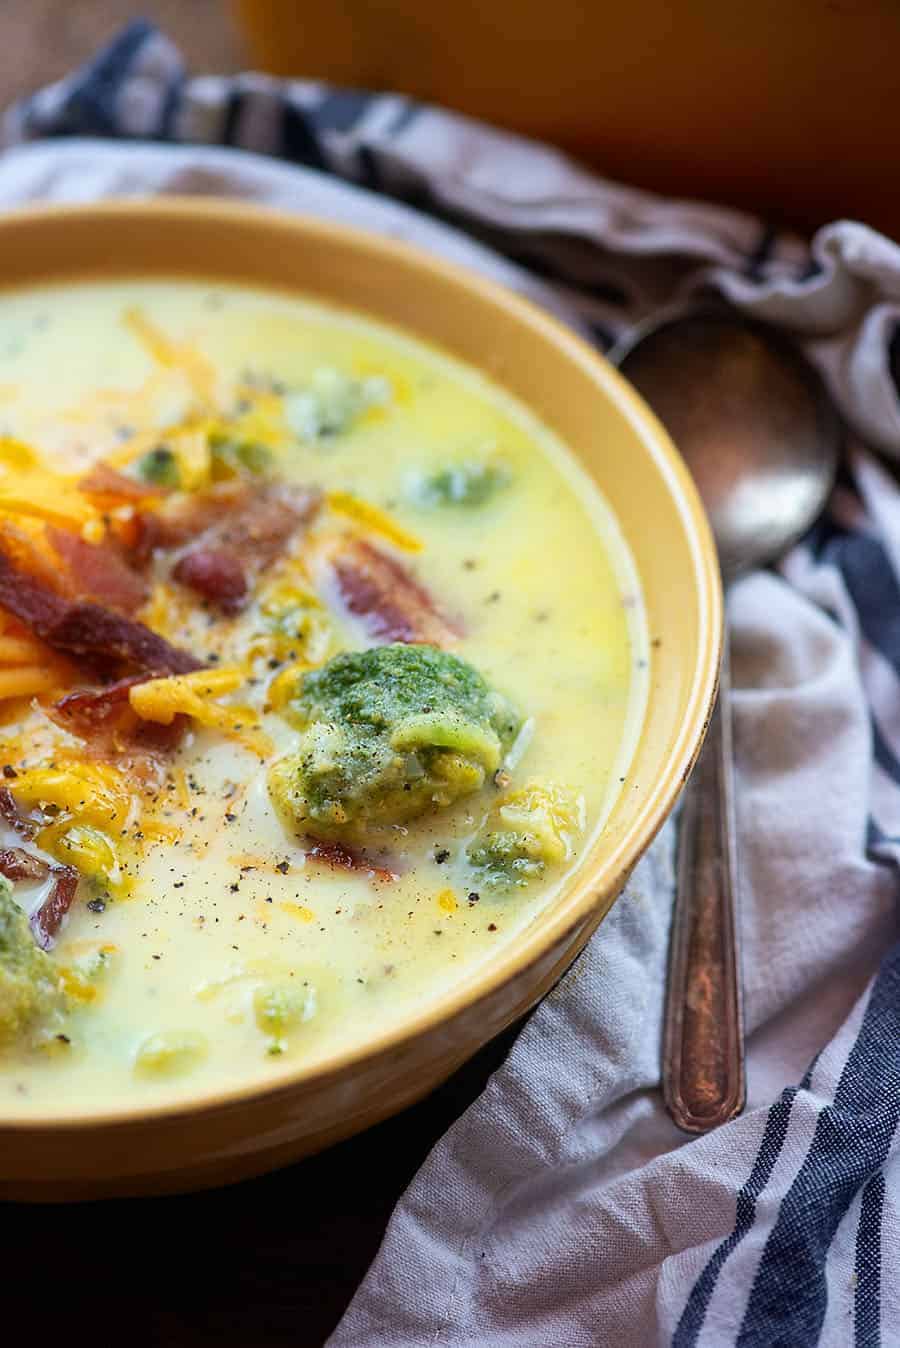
[662,635,745,1132]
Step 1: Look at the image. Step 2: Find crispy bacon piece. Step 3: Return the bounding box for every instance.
[110,482,248,568]
[51,675,146,735]
[170,485,320,613]
[30,866,79,950]
[47,526,148,616]
[0,845,78,950]
[172,548,247,613]
[50,677,187,762]
[0,546,201,677]
[0,787,37,839]
[0,847,49,882]
[329,538,459,646]
[305,837,398,883]
[79,462,163,505]
[141,482,248,552]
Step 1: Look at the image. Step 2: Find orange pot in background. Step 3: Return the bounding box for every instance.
[235,0,900,240]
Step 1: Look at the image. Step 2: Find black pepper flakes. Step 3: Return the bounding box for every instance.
[434,848,450,864]
[86,898,106,913]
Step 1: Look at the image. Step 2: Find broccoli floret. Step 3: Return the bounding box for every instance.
[410,461,511,509]
[284,367,390,443]
[467,780,584,890]
[136,445,181,488]
[269,643,520,836]
[0,877,64,1048]
[208,431,273,477]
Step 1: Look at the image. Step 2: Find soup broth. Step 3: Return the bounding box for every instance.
[0,281,647,1116]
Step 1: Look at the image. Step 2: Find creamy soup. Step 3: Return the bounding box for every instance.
[0,280,647,1116]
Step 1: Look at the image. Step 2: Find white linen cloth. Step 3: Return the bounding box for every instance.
[3,22,900,1344]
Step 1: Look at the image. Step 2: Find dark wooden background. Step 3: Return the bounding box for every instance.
[0,5,521,1341]
[4,1024,522,1342]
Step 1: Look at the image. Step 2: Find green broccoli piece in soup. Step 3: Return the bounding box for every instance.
[0,877,64,1048]
[269,643,519,836]
[467,780,585,890]
[411,461,511,509]
[136,445,181,488]
[284,367,390,443]
[208,431,273,477]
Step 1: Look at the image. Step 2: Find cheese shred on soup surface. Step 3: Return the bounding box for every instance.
[0,281,647,1114]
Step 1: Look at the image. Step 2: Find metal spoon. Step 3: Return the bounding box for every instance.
[610,308,841,1132]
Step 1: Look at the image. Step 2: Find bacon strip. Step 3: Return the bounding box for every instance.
[305,837,398,884]
[0,787,37,839]
[329,538,459,646]
[0,847,49,882]
[79,462,163,504]
[0,845,78,950]
[30,866,79,950]
[51,675,147,734]
[47,526,148,616]
[140,482,248,552]
[170,485,320,613]
[0,546,201,677]
[172,548,247,613]
[50,677,188,761]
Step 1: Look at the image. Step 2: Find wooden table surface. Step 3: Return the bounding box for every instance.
[0,6,522,1341]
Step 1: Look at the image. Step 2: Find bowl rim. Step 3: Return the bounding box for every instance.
[0,197,722,1130]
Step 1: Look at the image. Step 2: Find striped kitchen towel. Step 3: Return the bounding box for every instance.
[5,21,900,1347]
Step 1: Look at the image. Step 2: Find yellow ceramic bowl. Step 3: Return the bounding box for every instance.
[0,200,720,1200]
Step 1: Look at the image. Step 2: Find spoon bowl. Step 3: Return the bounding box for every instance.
[612,310,840,579]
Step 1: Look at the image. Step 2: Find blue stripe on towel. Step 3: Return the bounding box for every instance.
[310,89,374,134]
[870,717,900,786]
[855,1170,885,1348]
[823,533,900,672]
[736,942,900,1346]
[41,18,155,139]
[672,1088,800,1346]
[279,100,328,172]
[221,86,244,148]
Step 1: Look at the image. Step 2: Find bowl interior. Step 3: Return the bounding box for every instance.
[0,200,720,1122]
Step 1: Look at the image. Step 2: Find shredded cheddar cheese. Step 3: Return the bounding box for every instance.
[166,422,213,491]
[129,667,246,724]
[265,662,312,712]
[0,668,64,700]
[279,901,315,923]
[11,762,137,832]
[326,491,422,553]
[123,307,217,409]
[0,470,99,532]
[129,667,273,757]
[0,436,38,469]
